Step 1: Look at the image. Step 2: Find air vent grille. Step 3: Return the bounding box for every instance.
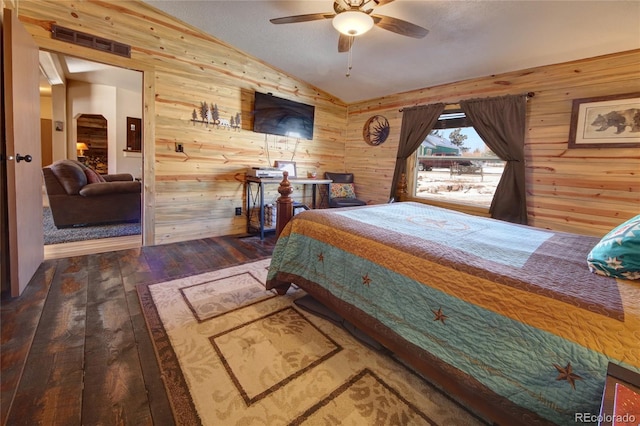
[52,25,131,58]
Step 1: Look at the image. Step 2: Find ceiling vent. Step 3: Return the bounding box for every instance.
[51,25,131,58]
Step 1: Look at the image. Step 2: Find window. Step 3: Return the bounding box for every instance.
[413,110,505,208]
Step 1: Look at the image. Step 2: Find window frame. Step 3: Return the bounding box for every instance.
[405,109,497,215]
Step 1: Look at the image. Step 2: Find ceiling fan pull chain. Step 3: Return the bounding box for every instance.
[346,37,353,77]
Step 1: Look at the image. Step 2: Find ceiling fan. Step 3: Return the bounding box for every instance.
[270,0,429,53]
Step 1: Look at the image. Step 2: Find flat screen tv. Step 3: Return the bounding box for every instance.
[253,92,315,140]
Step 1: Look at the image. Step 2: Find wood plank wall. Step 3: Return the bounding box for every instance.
[15,0,347,245]
[14,0,639,242]
[346,50,640,237]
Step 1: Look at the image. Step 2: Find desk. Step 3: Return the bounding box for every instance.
[246,176,332,239]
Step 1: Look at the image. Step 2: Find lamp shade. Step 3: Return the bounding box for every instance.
[77,142,88,156]
[332,10,374,36]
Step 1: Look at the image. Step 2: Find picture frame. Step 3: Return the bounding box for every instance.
[274,160,297,178]
[568,92,640,148]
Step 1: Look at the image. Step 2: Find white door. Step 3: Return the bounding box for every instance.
[3,8,43,296]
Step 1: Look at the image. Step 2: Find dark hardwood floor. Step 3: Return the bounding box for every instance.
[1,233,276,426]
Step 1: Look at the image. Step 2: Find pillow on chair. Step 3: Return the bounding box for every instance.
[84,167,106,184]
[330,183,356,199]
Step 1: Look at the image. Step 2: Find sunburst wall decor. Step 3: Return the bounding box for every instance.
[363,115,390,146]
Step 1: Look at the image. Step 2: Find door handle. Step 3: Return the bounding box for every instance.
[15,153,32,163]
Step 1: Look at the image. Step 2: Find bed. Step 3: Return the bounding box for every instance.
[265,202,640,425]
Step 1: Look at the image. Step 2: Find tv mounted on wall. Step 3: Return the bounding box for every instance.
[253,92,315,140]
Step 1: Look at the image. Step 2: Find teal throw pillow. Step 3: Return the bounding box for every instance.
[587,215,640,280]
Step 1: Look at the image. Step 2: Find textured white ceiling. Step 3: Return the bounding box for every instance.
[147,1,640,103]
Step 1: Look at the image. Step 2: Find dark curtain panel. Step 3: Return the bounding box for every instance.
[390,103,445,200]
[460,94,528,224]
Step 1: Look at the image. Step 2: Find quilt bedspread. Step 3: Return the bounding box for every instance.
[266,202,640,425]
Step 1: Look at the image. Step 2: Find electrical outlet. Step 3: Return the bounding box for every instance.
[175,143,183,153]
[235,207,242,216]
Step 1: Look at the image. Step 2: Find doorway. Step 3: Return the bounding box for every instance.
[39,52,144,258]
[76,114,108,173]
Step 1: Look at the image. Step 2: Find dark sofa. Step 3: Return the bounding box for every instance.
[43,159,141,228]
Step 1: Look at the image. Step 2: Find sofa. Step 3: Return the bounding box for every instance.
[43,159,141,228]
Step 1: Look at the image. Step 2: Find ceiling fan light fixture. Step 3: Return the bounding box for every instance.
[332,10,374,36]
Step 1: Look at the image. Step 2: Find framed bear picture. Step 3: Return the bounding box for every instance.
[568,92,640,148]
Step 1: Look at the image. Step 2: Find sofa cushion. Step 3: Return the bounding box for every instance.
[79,181,141,197]
[50,160,87,195]
[103,173,134,182]
[84,167,106,184]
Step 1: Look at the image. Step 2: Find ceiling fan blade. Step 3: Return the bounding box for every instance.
[372,15,429,38]
[270,13,334,25]
[338,34,354,52]
[373,0,395,6]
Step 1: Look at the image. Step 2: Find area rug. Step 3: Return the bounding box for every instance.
[43,206,140,245]
[137,258,485,426]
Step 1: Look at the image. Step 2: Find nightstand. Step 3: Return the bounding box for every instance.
[599,362,640,426]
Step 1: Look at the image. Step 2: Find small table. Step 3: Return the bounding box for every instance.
[599,362,640,426]
[246,176,332,239]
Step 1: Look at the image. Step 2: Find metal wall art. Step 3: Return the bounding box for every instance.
[191,101,241,130]
[363,115,390,146]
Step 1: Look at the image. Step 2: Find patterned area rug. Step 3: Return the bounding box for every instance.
[137,259,485,426]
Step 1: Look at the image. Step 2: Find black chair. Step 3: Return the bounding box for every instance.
[293,201,309,215]
[324,172,367,208]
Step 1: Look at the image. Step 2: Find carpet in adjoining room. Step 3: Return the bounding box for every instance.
[43,206,141,245]
[137,258,486,425]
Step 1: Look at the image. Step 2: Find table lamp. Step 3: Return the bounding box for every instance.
[77,142,88,157]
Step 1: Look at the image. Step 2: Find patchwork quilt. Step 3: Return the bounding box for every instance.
[266,202,640,425]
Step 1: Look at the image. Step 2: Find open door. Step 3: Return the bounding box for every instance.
[2,8,43,296]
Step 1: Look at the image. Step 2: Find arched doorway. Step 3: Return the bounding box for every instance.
[76,113,108,173]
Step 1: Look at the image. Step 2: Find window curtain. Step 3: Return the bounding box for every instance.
[460,94,528,224]
[390,103,445,200]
